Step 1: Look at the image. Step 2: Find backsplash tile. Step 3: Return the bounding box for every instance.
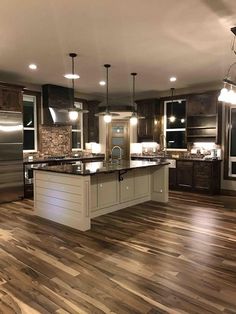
[39,125,72,155]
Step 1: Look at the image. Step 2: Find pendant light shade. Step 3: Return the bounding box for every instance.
[124,72,145,123]
[95,64,119,122]
[69,110,79,121]
[218,27,236,104]
[67,53,88,121]
[130,113,138,125]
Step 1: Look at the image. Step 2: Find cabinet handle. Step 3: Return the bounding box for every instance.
[99,184,103,188]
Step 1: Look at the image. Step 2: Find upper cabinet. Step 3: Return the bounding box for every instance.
[83,100,100,145]
[136,98,162,142]
[0,82,24,112]
[186,91,222,144]
[187,92,218,115]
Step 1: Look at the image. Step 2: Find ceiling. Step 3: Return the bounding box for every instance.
[0,0,235,97]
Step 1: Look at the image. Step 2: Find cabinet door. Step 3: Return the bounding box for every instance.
[0,87,22,111]
[88,101,99,143]
[169,168,176,189]
[193,162,212,191]
[120,171,134,202]
[134,168,150,198]
[136,99,162,142]
[97,173,119,208]
[187,92,217,115]
[176,161,193,188]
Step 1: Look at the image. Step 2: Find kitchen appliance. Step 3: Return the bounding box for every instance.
[0,111,24,203]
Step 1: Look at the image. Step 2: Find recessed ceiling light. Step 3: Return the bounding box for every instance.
[29,64,37,70]
[99,80,106,86]
[170,76,177,82]
[64,73,80,79]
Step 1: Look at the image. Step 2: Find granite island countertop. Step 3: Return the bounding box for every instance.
[23,154,104,164]
[34,160,169,176]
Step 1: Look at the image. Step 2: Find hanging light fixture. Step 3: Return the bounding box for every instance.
[66,53,88,121]
[95,64,119,123]
[169,87,176,123]
[218,27,236,104]
[124,72,145,125]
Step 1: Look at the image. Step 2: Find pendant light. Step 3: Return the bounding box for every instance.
[95,64,119,123]
[218,27,236,104]
[67,53,88,121]
[124,72,145,125]
[169,87,176,123]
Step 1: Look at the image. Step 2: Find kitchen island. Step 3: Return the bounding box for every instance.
[34,160,169,231]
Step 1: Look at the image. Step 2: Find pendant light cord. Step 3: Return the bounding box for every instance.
[131,73,137,112]
[69,52,77,108]
[171,87,175,116]
[104,64,111,113]
[72,56,75,93]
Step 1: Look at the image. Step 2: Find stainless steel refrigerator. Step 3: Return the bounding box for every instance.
[0,111,24,203]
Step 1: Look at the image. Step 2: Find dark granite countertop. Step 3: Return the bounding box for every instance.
[23,155,104,165]
[131,155,222,162]
[34,160,169,176]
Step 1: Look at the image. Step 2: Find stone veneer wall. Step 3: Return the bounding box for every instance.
[39,125,72,156]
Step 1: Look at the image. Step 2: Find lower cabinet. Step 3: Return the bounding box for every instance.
[171,160,221,194]
[134,168,150,198]
[176,161,193,189]
[120,171,134,202]
[193,162,212,191]
[97,172,119,208]
[90,168,152,214]
[169,168,177,188]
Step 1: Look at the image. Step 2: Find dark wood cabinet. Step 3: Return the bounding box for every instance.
[171,159,221,194]
[131,156,221,194]
[176,160,194,189]
[136,98,162,142]
[87,100,100,143]
[0,82,23,112]
[193,162,211,190]
[187,92,217,115]
[186,91,222,144]
[169,168,177,188]
[83,100,100,145]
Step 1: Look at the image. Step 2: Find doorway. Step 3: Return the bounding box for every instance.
[108,120,130,160]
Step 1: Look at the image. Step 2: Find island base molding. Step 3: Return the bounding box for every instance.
[34,165,168,231]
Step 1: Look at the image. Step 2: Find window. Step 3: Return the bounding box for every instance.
[164,99,187,149]
[23,94,37,151]
[228,106,236,177]
[72,102,83,150]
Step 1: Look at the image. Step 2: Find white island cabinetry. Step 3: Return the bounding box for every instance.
[34,161,168,231]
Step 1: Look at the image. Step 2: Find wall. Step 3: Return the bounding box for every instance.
[39,125,72,156]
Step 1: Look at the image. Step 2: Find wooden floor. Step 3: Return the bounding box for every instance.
[0,192,236,314]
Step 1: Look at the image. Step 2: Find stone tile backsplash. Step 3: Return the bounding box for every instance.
[39,125,72,156]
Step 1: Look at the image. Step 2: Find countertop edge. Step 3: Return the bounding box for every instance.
[34,161,169,176]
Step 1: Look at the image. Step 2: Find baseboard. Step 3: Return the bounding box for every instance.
[220,189,236,196]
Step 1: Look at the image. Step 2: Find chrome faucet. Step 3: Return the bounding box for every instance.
[111,145,122,160]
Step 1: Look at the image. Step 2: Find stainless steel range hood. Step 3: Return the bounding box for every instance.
[42,84,74,125]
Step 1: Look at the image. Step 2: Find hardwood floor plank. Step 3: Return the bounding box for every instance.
[0,192,236,313]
